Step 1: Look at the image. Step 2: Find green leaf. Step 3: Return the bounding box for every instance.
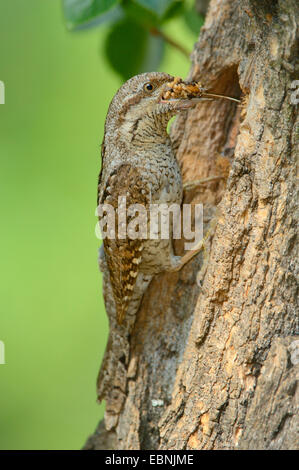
[160,0,184,22]
[104,18,164,80]
[133,0,183,19]
[123,1,159,28]
[141,33,165,73]
[62,0,120,30]
[183,6,204,35]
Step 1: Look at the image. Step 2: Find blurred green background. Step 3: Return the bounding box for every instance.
[0,0,197,449]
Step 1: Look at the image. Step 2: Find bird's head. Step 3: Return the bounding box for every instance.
[104,72,198,148]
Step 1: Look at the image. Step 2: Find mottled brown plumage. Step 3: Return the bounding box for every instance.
[99,164,149,323]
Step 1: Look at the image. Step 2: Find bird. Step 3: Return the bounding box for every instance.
[96,72,238,425]
[97,72,207,325]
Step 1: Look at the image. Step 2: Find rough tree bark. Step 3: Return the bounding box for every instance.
[85,0,299,450]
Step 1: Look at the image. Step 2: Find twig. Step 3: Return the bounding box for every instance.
[183,176,224,191]
[150,27,190,58]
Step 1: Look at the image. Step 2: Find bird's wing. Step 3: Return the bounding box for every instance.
[98,163,150,324]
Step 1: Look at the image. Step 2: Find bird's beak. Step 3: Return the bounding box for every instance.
[159,96,212,111]
[158,80,211,111]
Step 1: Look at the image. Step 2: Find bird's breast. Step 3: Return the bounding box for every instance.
[145,145,183,206]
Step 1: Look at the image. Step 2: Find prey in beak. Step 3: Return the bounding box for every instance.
[159,76,240,111]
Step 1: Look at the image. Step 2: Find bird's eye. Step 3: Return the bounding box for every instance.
[143,82,154,92]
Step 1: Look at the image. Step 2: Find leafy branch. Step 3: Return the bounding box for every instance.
[62,0,204,79]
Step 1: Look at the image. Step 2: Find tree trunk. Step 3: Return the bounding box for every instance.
[85,0,299,450]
